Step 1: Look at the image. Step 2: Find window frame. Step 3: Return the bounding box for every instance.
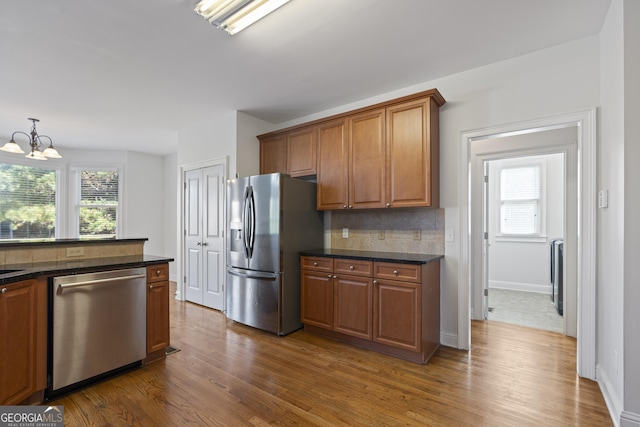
[0,153,66,240]
[495,158,547,243]
[69,165,123,239]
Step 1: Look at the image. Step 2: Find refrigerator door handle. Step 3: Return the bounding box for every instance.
[242,185,253,259]
[248,189,256,259]
[227,266,278,281]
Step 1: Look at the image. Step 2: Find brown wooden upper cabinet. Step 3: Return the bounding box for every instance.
[259,133,287,175]
[287,126,317,177]
[258,127,317,178]
[258,89,445,210]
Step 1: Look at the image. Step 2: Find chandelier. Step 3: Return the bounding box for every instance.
[0,118,61,160]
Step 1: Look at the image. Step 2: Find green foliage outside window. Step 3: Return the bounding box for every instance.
[0,164,56,239]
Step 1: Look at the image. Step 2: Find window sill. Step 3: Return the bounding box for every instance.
[494,235,548,243]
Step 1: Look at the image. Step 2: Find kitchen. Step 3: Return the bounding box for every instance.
[0,1,638,426]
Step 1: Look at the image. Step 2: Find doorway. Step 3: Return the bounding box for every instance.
[457,109,597,379]
[484,152,568,334]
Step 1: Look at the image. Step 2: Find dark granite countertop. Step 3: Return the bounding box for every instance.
[299,249,443,265]
[0,237,148,249]
[0,254,173,285]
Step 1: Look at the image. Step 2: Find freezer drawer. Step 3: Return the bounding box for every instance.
[226,267,303,335]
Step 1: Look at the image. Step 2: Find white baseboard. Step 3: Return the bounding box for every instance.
[489,280,552,294]
[621,411,640,427]
[440,331,458,349]
[597,364,623,427]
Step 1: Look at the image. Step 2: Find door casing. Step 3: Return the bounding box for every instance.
[457,109,596,380]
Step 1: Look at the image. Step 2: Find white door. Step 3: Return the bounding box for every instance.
[184,164,225,310]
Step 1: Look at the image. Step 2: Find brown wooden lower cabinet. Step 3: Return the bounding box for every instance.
[300,256,440,364]
[145,264,170,363]
[0,277,47,405]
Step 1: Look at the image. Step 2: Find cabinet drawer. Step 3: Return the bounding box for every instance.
[334,259,373,277]
[147,264,169,283]
[374,262,421,283]
[301,256,333,272]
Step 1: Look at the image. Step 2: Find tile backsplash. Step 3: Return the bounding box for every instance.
[330,208,444,254]
[0,242,144,266]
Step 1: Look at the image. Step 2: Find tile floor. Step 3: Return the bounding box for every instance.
[488,288,564,333]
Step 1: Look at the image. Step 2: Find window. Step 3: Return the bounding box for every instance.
[73,169,120,238]
[0,163,58,240]
[499,165,541,235]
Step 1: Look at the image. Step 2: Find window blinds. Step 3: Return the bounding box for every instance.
[0,164,57,239]
[500,166,541,235]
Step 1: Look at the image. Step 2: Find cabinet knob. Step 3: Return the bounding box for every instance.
[149,285,154,290]
[343,205,347,209]
[328,274,332,278]
[349,265,354,271]
[333,275,337,279]
[202,242,208,246]
[373,280,377,285]
[393,270,398,276]
[156,270,161,276]
[386,203,391,208]
[0,288,6,294]
[313,262,318,266]
[348,205,352,209]
[197,242,202,246]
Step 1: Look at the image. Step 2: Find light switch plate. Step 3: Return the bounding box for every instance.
[342,228,349,238]
[598,190,608,208]
[445,229,455,242]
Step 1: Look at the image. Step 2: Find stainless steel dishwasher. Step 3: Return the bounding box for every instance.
[49,267,147,395]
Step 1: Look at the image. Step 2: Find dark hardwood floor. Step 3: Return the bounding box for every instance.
[49,283,612,426]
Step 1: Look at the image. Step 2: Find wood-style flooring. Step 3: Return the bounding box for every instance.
[49,283,612,426]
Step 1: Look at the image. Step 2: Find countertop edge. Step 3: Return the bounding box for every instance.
[0,254,174,285]
[0,238,149,249]
[299,249,443,265]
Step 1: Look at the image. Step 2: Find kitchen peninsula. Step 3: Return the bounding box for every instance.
[0,238,173,405]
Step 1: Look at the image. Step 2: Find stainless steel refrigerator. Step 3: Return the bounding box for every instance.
[226,173,324,335]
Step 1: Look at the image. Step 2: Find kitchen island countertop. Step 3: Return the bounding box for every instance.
[299,249,443,265]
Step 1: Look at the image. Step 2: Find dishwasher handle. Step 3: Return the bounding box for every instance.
[57,274,147,292]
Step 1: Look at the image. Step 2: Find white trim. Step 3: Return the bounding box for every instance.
[489,280,551,294]
[598,364,623,427]
[178,156,228,302]
[458,109,597,379]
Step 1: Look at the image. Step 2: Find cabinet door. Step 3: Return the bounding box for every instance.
[146,279,170,357]
[288,126,317,177]
[0,279,37,405]
[260,133,287,175]
[317,119,349,210]
[386,98,439,208]
[373,279,420,352]
[334,275,372,340]
[300,270,334,329]
[349,108,386,209]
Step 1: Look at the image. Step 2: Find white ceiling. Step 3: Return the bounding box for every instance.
[0,0,611,156]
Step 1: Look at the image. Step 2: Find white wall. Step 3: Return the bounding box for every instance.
[164,152,178,281]
[488,153,564,294]
[124,151,166,256]
[598,0,626,421]
[622,0,640,424]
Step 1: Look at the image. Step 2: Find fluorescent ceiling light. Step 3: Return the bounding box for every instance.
[194,0,291,35]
